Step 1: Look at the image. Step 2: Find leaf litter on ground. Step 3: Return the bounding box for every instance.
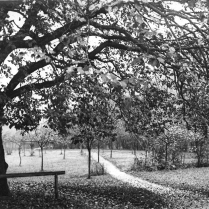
[0,176,167,209]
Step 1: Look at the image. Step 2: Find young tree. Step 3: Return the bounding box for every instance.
[11,132,25,166]
[68,84,115,178]
[33,125,54,171]
[3,130,25,166]
[54,135,69,159]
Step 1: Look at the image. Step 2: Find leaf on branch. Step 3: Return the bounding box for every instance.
[188,0,197,8]
[77,67,84,74]
[77,0,86,7]
[131,57,143,66]
[68,51,74,58]
[89,3,103,11]
[135,14,144,24]
[66,66,75,74]
[169,47,175,54]
[127,78,134,85]
[83,65,89,71]
[120,81,127,88]
[108,73,117,80]
[148,58,160,67]
[78,17,86,22]
[45,56,51,63]
[157,57,165,64]
[100,74,108,83]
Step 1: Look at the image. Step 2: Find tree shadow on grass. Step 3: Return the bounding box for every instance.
[0,177,168,209]
[64,180,167,208]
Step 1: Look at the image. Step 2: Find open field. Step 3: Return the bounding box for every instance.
[5,149,89,180]
[100,149,209,195]
[1,149,168,209]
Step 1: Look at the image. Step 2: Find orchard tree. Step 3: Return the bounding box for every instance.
[153,124,190,169]
[0,0,209,196]
[33,125,54,171]
[69,87,116,179]
[3,130,25,166]
[10,131,25,166]
[53,134,69,159]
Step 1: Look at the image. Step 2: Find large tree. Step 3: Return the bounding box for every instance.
[0,0,208,196]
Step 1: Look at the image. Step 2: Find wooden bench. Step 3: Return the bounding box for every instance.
[0,171,65,198]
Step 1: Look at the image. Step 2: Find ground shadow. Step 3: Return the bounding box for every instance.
[0,177,168,209]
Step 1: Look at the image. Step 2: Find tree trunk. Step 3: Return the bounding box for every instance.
[133,142,136,156]
[97,140,100,163]
[41,146,44,171]
[30,144,33,156]
[80,143,83,155]
[0,119,10,196]
[63,146,66,159]
[18,146,21,166]
[23,142,25,156]
[87,146,91,179]
[110,139,113,158]
[145,150,148,165]
[165,142,168,164]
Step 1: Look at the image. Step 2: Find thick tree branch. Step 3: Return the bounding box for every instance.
[8,74,65,99]
[6,59,48,95]
[88,40,163,59]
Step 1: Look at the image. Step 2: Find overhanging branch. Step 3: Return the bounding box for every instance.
[9,74,65,99]
[6,59,48,95]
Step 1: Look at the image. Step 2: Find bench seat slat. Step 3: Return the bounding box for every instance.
[0,171,65,178]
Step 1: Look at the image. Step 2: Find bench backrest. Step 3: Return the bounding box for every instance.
[0,171,65,178]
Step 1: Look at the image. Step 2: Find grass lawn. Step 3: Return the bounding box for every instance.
[6,149,89,180]
[0,149,168,209]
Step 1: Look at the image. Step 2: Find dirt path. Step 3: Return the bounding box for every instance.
[91,152,172,195]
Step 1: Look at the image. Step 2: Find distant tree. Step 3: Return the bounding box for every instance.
[54,134,69,159]
[5,131,24,166]
[2,132,13,155]
[33,125,54,171]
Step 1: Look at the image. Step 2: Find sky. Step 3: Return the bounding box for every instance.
[2,125,17,137]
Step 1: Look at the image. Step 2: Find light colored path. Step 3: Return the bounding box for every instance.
[91,152,172,195]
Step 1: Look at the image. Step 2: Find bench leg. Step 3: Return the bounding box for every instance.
[54,174,58,198]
